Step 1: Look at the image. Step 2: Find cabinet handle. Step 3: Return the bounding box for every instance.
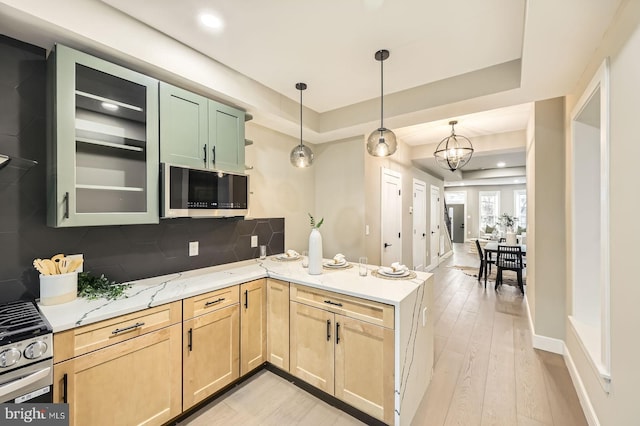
[111,322,145,335]
[326,319,331,341]
[244,289,248,309]
[203,143,207,166]
[188,328,193,352]
[212,146,216,164]
[205,298,225,307]
[62,373,68,403]
[336,322,341,344]
[63,192,69,219]
[323,300,343,307]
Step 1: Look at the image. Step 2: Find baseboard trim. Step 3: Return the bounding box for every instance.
[563,343,601,426]
[440,250,453,260]
[524,295,565,355]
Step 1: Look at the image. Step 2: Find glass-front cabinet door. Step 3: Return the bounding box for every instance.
[48,45,159,227]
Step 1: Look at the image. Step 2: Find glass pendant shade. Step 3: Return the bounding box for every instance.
[367,49,397,157]
[290,82,313,168]
[367,127,397,157]
[434,121,474,172]
[290,144,314,167]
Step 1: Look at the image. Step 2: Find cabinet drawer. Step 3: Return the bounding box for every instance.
[54,301,181,363]
[183,285,239,319]
[290,284,394,329]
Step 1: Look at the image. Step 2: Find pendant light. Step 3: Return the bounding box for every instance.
[290,82,314,168]
[433,120,474,172]
[367,49,397,157]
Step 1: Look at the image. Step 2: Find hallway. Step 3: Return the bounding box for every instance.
[412,244,586,425]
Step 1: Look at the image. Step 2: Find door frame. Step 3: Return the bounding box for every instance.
[412,178,427,271]
[429,185,441,270]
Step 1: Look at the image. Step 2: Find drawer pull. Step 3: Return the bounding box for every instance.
[323,300,343,307]
[188,328,193,352]
[244,290,249,309]
[111,322,145,335]
[205,298,225,307]
[326,319,331,341]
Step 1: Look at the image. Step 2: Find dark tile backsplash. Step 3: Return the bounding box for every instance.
[0,35,283,302]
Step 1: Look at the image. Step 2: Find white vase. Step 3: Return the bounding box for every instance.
[308,228,323,275]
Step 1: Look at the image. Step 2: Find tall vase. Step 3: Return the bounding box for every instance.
[308,228,323,275]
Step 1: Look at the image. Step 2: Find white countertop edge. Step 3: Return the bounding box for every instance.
[39,257,432,333]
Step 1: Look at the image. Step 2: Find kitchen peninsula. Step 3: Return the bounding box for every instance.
[40,257,433,426]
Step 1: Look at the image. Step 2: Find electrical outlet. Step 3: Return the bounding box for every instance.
[422,307,428,326]
[250,235,258,248]
[189,241,199,257]
[67,254,84,272]
[365,225,370,235]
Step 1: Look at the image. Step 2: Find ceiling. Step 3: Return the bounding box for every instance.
[0,0,623,183]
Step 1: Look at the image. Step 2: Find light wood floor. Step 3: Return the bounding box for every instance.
[180,244,587,426]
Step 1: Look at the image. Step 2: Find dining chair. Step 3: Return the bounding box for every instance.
[475,239,494,288]
[496,245,524,294]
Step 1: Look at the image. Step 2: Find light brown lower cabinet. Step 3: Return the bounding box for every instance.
[290,301,395,424]
[53,324,182,426]
[266,278,290,371]
[240,279,267,375]
[183,303,240,410]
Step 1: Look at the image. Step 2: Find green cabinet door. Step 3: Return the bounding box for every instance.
[209,100,245,173]
[47,44,159,227]
[160,83,208,169]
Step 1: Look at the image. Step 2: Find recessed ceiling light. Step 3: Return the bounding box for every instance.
[199,13,225,31]
[514,179,521,183]
[460,182,465,186]
[101,102,119,112]
[497,161,506,168]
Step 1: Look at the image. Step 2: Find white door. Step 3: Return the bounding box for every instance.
[381,168,402,266]
[412,179,427,271]
[430,185,440,268]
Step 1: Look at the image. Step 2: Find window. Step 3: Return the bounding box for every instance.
[514,190,527,229]
[478,191,500,230]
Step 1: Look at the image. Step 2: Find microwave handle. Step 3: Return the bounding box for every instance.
[212,146,216,165]
[203,144,207,166]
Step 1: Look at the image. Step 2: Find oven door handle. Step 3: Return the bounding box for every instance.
[0,367,51,399]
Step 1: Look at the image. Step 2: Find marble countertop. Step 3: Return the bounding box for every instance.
[39,256,432,333]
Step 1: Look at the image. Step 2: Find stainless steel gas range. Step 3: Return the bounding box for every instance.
[0,301,53,403]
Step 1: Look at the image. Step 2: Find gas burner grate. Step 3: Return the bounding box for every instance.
[0,301,50,342]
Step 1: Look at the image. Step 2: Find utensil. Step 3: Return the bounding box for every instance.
[68,258,83,273]
[33,259,49,275]
[58,257,70,274]
[51,253,65,274]
[41,259,57,275]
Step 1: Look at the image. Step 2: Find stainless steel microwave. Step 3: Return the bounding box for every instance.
[161,163,249,218]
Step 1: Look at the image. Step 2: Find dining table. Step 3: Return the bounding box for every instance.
[483,242,527,285]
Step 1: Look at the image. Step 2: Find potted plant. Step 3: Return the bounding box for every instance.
[308,213,324,275]
[499,213,517,232]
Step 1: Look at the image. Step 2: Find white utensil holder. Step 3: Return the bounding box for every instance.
[39,272,78,305]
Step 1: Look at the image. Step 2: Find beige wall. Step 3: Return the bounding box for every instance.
[245,123,315,252]
[526,110,536,325]
[314,137,365,261]
[529,98,566,340]
[363,139,449,266]
[563,1,640,424]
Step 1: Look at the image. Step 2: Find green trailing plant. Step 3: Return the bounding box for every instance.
[308,213,324,229]
[77,272,132,301]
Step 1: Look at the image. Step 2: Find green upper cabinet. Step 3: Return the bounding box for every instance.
[160,84,246,173]
[159,83,208,169]
[209,100,245,174]
[47,45,160,227]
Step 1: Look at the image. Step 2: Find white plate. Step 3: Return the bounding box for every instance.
[324,261,348,268]
[379,267,410,277]
[277,254,300,261]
